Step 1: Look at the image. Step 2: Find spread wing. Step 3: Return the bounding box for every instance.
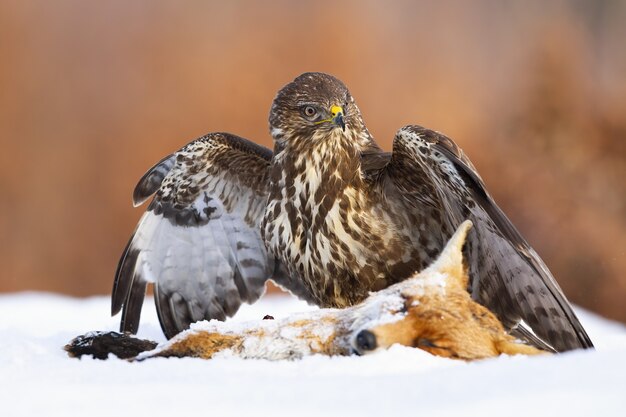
[381,125,592,352]
[112,132,275,339]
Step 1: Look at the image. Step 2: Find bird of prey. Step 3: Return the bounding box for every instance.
[112,72,592,352]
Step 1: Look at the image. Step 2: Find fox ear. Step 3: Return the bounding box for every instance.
[426,220,472,287]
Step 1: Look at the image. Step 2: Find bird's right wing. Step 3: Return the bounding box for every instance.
[112,132,276,339]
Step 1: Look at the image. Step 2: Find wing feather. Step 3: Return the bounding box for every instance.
[132,154,176,207]
[388,125,592,351]
[113,132,274,338]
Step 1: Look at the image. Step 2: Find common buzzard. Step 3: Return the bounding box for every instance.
[112,72,592,352]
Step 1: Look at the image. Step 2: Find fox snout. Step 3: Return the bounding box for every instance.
[352,329,378,355]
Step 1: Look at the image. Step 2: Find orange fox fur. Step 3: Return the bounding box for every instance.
[137,220,545,361]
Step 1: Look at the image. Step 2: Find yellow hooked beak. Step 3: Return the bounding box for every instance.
[316,105,345,130]
[330,105,345,131]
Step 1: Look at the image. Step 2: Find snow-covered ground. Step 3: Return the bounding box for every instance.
[0,292,625,417]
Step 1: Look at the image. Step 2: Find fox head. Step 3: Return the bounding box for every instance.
[350,220,544,360]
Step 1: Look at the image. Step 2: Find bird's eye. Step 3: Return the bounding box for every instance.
[303,106,317,119]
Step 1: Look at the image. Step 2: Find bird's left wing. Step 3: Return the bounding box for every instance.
[112,132,275,339]
[383,125,592,352]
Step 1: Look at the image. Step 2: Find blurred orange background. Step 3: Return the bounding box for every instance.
[1,1,624,322]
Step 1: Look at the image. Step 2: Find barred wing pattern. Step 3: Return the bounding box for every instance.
[112,133,274,339]
[389,125,593,352]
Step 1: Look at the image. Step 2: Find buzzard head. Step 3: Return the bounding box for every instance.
[269,72,366,146]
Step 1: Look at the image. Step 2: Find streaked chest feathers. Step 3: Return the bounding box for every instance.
[261,131,408,306]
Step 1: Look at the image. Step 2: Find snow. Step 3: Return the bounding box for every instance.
[1,292,625,417]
